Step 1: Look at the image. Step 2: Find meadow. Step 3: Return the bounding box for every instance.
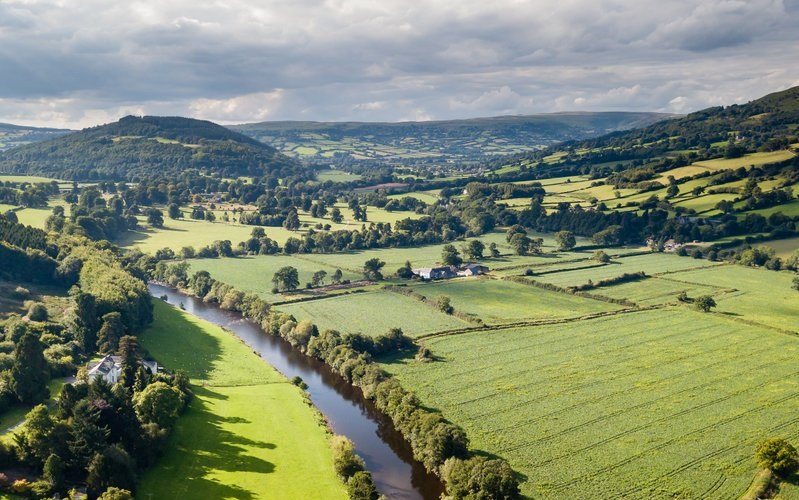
[384,308,799,499]
[408,277,619,325]
[186,255,361,300]
[137,300,346,499]
[277,289,469,337]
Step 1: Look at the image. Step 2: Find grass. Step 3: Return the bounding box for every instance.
[408,278,619,324]
[383,308,799,499]
[276,289,468,337]
[692,150,795,170]
[137,300,347,499]
[533,253,719,287]
[316,169,363,182]
[186,255,361,301]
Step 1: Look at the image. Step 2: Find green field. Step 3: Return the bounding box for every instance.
[137,300,346,499]
[384,309,799,499]
[186,255,361,301]
[533,253,719,287]
[316,169,363,182]
[408,277,619,325]
[277,289,468,337]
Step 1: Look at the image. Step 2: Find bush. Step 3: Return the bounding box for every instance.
[26,302,48,322]
[435,295,454,314]
[346,471,378,500]
[330,435,365,479]
[756,438,799,476]
[12,286,30,299]
[693,295,716,313]
[98,487,134,500]
[441,456,520,499]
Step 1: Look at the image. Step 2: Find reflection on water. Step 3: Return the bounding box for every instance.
[149,284,443,500]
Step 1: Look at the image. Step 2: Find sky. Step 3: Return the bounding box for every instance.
[1,0,799,129]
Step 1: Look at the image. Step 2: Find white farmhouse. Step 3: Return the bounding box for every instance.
[87,355,159,384]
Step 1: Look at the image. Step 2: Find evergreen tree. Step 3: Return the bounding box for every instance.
[10,331,50,404]
[68,401,109,474]
[43,453,65,491]
[117,336,140,389]
[74,292,99,353]
[97,312,125,354]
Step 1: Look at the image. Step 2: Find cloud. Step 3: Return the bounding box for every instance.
[0,0,797,128]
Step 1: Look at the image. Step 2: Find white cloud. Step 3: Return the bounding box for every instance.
[0,0,797,128]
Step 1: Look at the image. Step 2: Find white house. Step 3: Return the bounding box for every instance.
[87,355,159,384]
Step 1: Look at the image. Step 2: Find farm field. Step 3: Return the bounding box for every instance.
[186,255,361,300]
[753,236,799,258]
[137,300,346,500]
[316,169,363,182]
[409,277,619,325]
[692,150,795,170]
[277,289,468,337]
[383,309,799,499]
[533,253,720,287]
[663,265,799,332]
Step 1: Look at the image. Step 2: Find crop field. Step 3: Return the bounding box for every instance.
[533,253,719,287]
[409,277,619,324]
[663,265,799,332]
[276,289,468,337]
[137,300,346,499]
[316,169,363,182]
[186,255,361,300]
[384,309,799,499]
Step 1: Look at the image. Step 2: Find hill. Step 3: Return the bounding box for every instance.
[0,122,70,151]
[0,115,296,181]
[230,112,672,167]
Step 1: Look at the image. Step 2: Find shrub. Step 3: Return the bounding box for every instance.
[435,295,454,314]
[441,456,520,499]
[98,487,134,500]
[346,471,378,500]
[26,302,48,322]
[330,435,365,479]
[756,438,799,476]
[693,295,717,313]
[13,286,30,299]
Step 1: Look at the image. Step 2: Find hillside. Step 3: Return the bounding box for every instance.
[0,122,70,151]
[0,115,296,181]
[230,112,672,167]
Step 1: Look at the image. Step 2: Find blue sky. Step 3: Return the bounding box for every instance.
[1,0,798,128]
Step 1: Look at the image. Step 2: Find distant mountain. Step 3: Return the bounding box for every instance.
[230,112,673,166]
[0,123,71,151]
[0,115,296,181]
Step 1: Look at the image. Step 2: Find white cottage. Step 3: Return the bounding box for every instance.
[87,355,159,384]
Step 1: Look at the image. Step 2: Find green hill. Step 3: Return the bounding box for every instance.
[230,112,672,166]
[0,115,296,181]
[0,123,70,151]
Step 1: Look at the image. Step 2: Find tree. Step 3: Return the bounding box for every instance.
[272,266,300,292]
[441,456,520,499]
[793,274,799,292]
[311,270,328,287]
[27,302,48,322]
[593,250,611,263]
[74,292,99,352]
[347,471,378,500]
[464,240,485,260]
[68,400,109,471]
[42,453,65,491]
[98,487,134,500]
[436,295,453,314]
[331,435,365,478]
[133,381,183,429]
[756,438,799,476]
[117,336,140,389]
[331,269,343,284]
[488,242,500,258]
[396,261,414,279]
[11,332,50,404]
[146,208,164,228]
[555,230,576,251]
[86,445,137,496]
[331,207,343,223]
[666,183,679,198]
[509,233,532,255]
[363,258,385,280]
[97,312,126,354]
[283,209,300,231]
[693,295,716,313]
[441,244,462,266]
[167,204,182,219]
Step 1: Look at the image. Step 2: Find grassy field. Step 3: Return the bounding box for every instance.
[277,289,468,337]
[408,277,619,325]
[186,255,361,301]
[316,169,363,182]
[137,300,346,499]
[692,150,795,170]
[384,309,799,499]
[533,253,719,287]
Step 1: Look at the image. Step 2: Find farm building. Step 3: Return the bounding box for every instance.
[87,355,159,384]
[413,263,488,280]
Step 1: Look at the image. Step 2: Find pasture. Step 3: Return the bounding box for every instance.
[186,255,361,301]
[384,309,799,499]
[137,300,346,500]
[409,277,619,325]
[316,169,363,182]
[276,290,468,337]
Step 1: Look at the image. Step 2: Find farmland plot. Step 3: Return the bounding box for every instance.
[276,290,468,337]
[384,309,799,498]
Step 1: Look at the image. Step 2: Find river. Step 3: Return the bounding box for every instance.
[148,283,444,500]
